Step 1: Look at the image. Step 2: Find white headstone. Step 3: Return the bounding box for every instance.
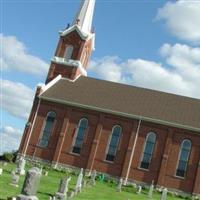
[90,170,97,186]
[117,178,123,192]
[75,168,83,193]
[16,157,26,175]
[148,183,154,198]
[136,185,142,194]
[10,174,20,187]
[160,188,168,200]
[0,168,3,175]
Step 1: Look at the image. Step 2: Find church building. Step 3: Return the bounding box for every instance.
[19,0,200,196]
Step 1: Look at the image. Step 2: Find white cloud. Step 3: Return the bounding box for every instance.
[0,33,49,75]
[1,79,34,119]
[156,0,200,43]
[88,43,200,99]
[0,126,22,155]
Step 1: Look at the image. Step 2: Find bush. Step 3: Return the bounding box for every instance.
[2,152,14,162]
[0,151,18,163]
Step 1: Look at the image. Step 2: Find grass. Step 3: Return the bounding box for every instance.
[0,162,188,200]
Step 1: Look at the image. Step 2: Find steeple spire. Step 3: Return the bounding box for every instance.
[73,0,95,33]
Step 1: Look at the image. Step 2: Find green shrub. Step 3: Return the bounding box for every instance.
[2,152,14,162]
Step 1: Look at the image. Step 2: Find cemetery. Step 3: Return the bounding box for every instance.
[0,159,198,200]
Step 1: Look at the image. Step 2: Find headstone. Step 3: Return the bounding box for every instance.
[10,174,20,187]
[16,167,42,200]
[116,178,123,192]
[3,161,8,166]
[16,157,26,175]
[43,171,48,176]
[67,191,75,199]
[148,181,154,199]
[0,168,3,175]
[136,185,142,194]
[55,176,71,200]
[160,188,168,200]
[90,170,97,186]
[74,168,83,194]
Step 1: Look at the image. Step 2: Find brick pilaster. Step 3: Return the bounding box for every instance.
[52,109,71,167]
[193,156,200,195]
[120,121,138,179]
[86,114,104,172]
[19,86,42,155]
[157,128,173,186]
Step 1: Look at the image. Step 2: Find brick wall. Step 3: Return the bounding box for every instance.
[21,99,200,194]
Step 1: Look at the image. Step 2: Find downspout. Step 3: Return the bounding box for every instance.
[22,99,41,157]
[124,117,142,184]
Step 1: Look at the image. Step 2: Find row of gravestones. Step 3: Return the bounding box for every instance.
[116,178,200,200]
[116,178,168,200]
[51,168,97,200]
[7,165,97,200]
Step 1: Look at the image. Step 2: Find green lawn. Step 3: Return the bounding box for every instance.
[0,163,187,200]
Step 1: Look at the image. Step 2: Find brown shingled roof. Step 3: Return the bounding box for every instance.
[40,76,200,132]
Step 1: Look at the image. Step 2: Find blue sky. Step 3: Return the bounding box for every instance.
[1,0,200,154]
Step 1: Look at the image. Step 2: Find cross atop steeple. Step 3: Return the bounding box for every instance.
[73,0,95,33]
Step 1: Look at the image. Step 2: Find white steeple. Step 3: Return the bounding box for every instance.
[73,0,95,33]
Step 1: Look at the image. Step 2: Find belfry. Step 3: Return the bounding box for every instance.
[19,0,200,196]
[46,0,95,83]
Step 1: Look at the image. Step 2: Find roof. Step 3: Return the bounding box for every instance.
[40,76,200,132]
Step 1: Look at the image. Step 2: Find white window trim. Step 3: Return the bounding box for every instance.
[175,139,192,178]
[105,125,122,162]
[139,132,156,170]
[71,118,88,154]
[38,111,56,148]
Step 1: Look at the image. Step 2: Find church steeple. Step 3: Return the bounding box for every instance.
[73,0,95,34]
[46,0,95,83]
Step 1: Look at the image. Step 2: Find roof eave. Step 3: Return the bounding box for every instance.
[38,96,200,133]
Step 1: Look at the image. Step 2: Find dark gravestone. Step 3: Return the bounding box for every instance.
[17,167,41,200]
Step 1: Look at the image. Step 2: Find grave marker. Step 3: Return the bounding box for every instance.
[75,168,83,194]
[160,188,168,200]
[16,167,41,200]
[55,176,71,200]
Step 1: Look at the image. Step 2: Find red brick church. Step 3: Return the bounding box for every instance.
[19,0,200,196]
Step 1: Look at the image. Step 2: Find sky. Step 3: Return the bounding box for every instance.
[1,0,200,154]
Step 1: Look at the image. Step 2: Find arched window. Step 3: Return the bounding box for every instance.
[64,45,73,60]
[39,111,56,147]
[176,139,191,177]
[72,118,88,154]
[140,132,156,169]
[106,125,122,162]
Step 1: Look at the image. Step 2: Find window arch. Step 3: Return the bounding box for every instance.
[106,125,122,162]
[39,111,56,147]
[140,132,156,169]
[64,45,73,60]
[176,139,191,177]
[72,118,88,154]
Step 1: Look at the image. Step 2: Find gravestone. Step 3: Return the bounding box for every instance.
[116,178,123,192]
[0,168,3,175]
[16,157,26,175]
[148,181,154,199]
[67,191,75,199]
[10,174,20,187]
[136,185,142,194]
[16,167,42,200]
[43,171,48,176]
[90,170,97,186]
[160,188,168,200]
[55,176,71,200]
[74,168,83,194]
